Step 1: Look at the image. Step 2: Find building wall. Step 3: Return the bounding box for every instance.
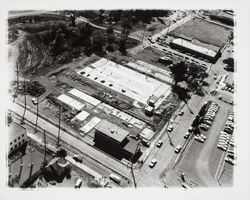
[9,130,28,154]
[94,130,134,160]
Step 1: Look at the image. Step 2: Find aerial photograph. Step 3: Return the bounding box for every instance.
[7,9,235,188]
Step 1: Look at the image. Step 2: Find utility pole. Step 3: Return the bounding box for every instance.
[128,140,141,188]
[43,129,47,164]
[35,97,39,132]
[20,80,26,125]
[13,63,19,102]
[57,106,62,147]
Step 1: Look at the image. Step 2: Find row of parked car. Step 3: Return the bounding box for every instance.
[199,102,220,131]
[221,85,234,93]
[224,112,234,134]
[217,131,231,151]
[225,134,235,165]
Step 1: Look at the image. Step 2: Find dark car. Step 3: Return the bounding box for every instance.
[73,155,82,163]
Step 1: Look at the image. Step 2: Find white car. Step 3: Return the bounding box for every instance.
[178,111,184,116]
[194,135,205,143]
[175,145,182,153]
[184,132,190,139]
[149,159,157,168]
[225,157,235,165]
[31,98,38,105]
[167,125,173,132]
[156,140,163,148]
[200,134,207,140]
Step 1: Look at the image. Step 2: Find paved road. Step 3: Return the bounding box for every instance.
[127,11,195,56]
[10,102,132,180]
[76,16,140,41]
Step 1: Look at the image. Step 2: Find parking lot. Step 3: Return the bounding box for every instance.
[175,98,233,186]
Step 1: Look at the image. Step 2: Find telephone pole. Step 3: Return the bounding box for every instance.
[20,80,26,124]
[57,107,62,147]
[43,129,47,164]
[13,63,19,102]
[129,140,141,188]
[35,97,39,132]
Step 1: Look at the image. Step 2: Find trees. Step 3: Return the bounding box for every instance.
[223,57,234,72]
[56,148,67,158]
[171,84,190,103]
[106,25,114,35]
[79,22,94,38]
[119,37,127,55]
[169,61,188,85]
[106,34,115,52]
[92,30,106,53]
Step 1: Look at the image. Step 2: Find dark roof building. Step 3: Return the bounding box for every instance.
[94,120,141,162]
[95,120,129,144]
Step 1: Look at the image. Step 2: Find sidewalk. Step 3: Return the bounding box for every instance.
[11,103,132,180]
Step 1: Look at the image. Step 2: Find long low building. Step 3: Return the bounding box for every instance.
[170,38,221,63]
[78,58,171,108]
[210,10,234,26]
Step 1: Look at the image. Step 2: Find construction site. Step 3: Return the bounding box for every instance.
[25,54,178,163]
[7,9,237,189]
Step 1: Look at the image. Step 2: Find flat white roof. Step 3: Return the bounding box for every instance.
[74,111,90,121]
[80,58,171,108]
[57,94,84,110]
[69,88,101,106]
[140,127,155,141]
[172,38,217,57]
[80,117,102,134]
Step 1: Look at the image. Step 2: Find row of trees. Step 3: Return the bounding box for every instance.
[169,61,209,105]
[107,10,171,24]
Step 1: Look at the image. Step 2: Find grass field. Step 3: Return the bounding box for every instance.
[171,17,232,48]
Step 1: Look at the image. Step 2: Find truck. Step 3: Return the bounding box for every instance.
[109,173,121,184]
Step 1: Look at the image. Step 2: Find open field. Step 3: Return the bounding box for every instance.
[171,17,232,48]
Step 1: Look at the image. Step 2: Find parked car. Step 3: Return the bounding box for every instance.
[203,120,212,126]
[73,154,82,163]
[184,132,190,139]
[200,123,209,131]
[156,140,163,148]
[194,135,205,143]
[49,180,57,185]
[188,126,193,133]
[175,145,182,153]
[178,111,184,116]
[225,157,235,165]
[167,125,173,132]
[149,159,157,168]
[31,98,38,105]
[142,139,151,147]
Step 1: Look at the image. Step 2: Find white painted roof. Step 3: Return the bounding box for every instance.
[172,38,217,57]
[57,94,84,110]
[69,88,101,106]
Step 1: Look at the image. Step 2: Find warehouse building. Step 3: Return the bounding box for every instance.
[94,120,141,162]
[170,38,221,63]
[210,11,234,26]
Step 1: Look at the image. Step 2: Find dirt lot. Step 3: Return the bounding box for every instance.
[171,17,232,48]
